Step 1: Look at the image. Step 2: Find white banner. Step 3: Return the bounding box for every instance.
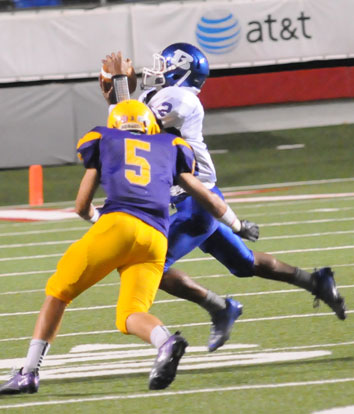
[132,0,354,70]
[0,0,353,82]
[0,6,132,82]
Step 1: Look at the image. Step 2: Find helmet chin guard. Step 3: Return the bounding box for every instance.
[141,53,167,89]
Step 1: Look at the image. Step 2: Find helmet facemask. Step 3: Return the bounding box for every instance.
[141,53,167,89]
[142,52,194,89]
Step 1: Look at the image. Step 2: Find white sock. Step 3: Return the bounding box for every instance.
[23,339,50,374]
[150,325,171,349]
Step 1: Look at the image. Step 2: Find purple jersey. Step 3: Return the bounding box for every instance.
[77,126,196,236]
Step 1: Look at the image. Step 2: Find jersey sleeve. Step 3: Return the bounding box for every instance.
[76,127,103,169]
[172,137,197,183]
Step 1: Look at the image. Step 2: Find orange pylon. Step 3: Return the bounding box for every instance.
[29,165,43,206]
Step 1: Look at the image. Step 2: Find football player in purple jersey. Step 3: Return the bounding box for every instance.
[0,100,246,395]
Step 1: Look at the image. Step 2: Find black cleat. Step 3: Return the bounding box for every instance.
[149,332,188,390]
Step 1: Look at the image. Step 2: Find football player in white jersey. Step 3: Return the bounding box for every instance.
[100,44,346,352]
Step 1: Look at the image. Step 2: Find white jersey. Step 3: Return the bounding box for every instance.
[139,86,217,189]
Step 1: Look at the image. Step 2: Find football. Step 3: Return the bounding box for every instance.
[99,63,113,93]
[98,59,137,97]
[100,63,112,82]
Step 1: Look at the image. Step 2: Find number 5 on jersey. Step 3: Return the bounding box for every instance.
[124,138,151,186]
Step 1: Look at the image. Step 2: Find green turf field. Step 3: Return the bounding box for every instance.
[0,124,353,413]
[0,123,353,206]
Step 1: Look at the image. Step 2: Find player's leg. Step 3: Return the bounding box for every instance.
[32,296,66,343]
[160,193,243,351]
[115,221,187,390]
[253,251,346,319]
[0,295,67,396]
[0,213,133,395]
[162,193,229,308]
[200,223,346,320]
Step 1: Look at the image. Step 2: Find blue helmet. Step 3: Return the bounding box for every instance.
[142,42,210,90]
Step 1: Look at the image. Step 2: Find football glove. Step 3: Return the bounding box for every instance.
[235,220,259,242]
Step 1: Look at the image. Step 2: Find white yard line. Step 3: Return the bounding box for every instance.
[0,253,62,262]
[1,304,353,345]
[0,226,87,238]
[234,207,354,219]
[0,301,353,320]
[0,269,55,278]
[260,217,354,227]
[260,230,354,240]
[178,245,354,264]
[1,215,353,239]
[1,283,353,298]
[0,240,76,249]
[221,177,354,192]
[226,193,354,203]
[0,377,353,410]
[227,196,354,211]
[1,229,354,249]
[1,262,353,280]
[1,177,353,211]
[0,244,353,263]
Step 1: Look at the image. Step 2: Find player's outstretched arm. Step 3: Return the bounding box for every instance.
[177,173,259,241]
[75,168,100,223]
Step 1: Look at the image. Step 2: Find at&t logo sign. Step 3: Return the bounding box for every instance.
[196,10,241,55]
[196,9,312,55]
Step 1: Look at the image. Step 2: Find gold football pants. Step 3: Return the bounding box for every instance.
[46,212,167,333]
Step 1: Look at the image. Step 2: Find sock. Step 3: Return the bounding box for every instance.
[200,290,226,314]
[22,339,50,374]
[293,268,316,292]
[150,325,171,349]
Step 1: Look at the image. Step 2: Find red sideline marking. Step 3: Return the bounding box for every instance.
[225,193,354,203]
[223,187,291,197]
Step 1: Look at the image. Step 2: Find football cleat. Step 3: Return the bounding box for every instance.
[312,267,346,320]
[208,298,243,352]
[149,332,188,390]
[0,368,39,395]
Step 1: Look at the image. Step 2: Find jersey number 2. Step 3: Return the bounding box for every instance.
[124,138,151,186]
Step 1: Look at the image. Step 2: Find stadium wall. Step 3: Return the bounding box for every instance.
[1,0,354,168]
[199,66,354,109]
